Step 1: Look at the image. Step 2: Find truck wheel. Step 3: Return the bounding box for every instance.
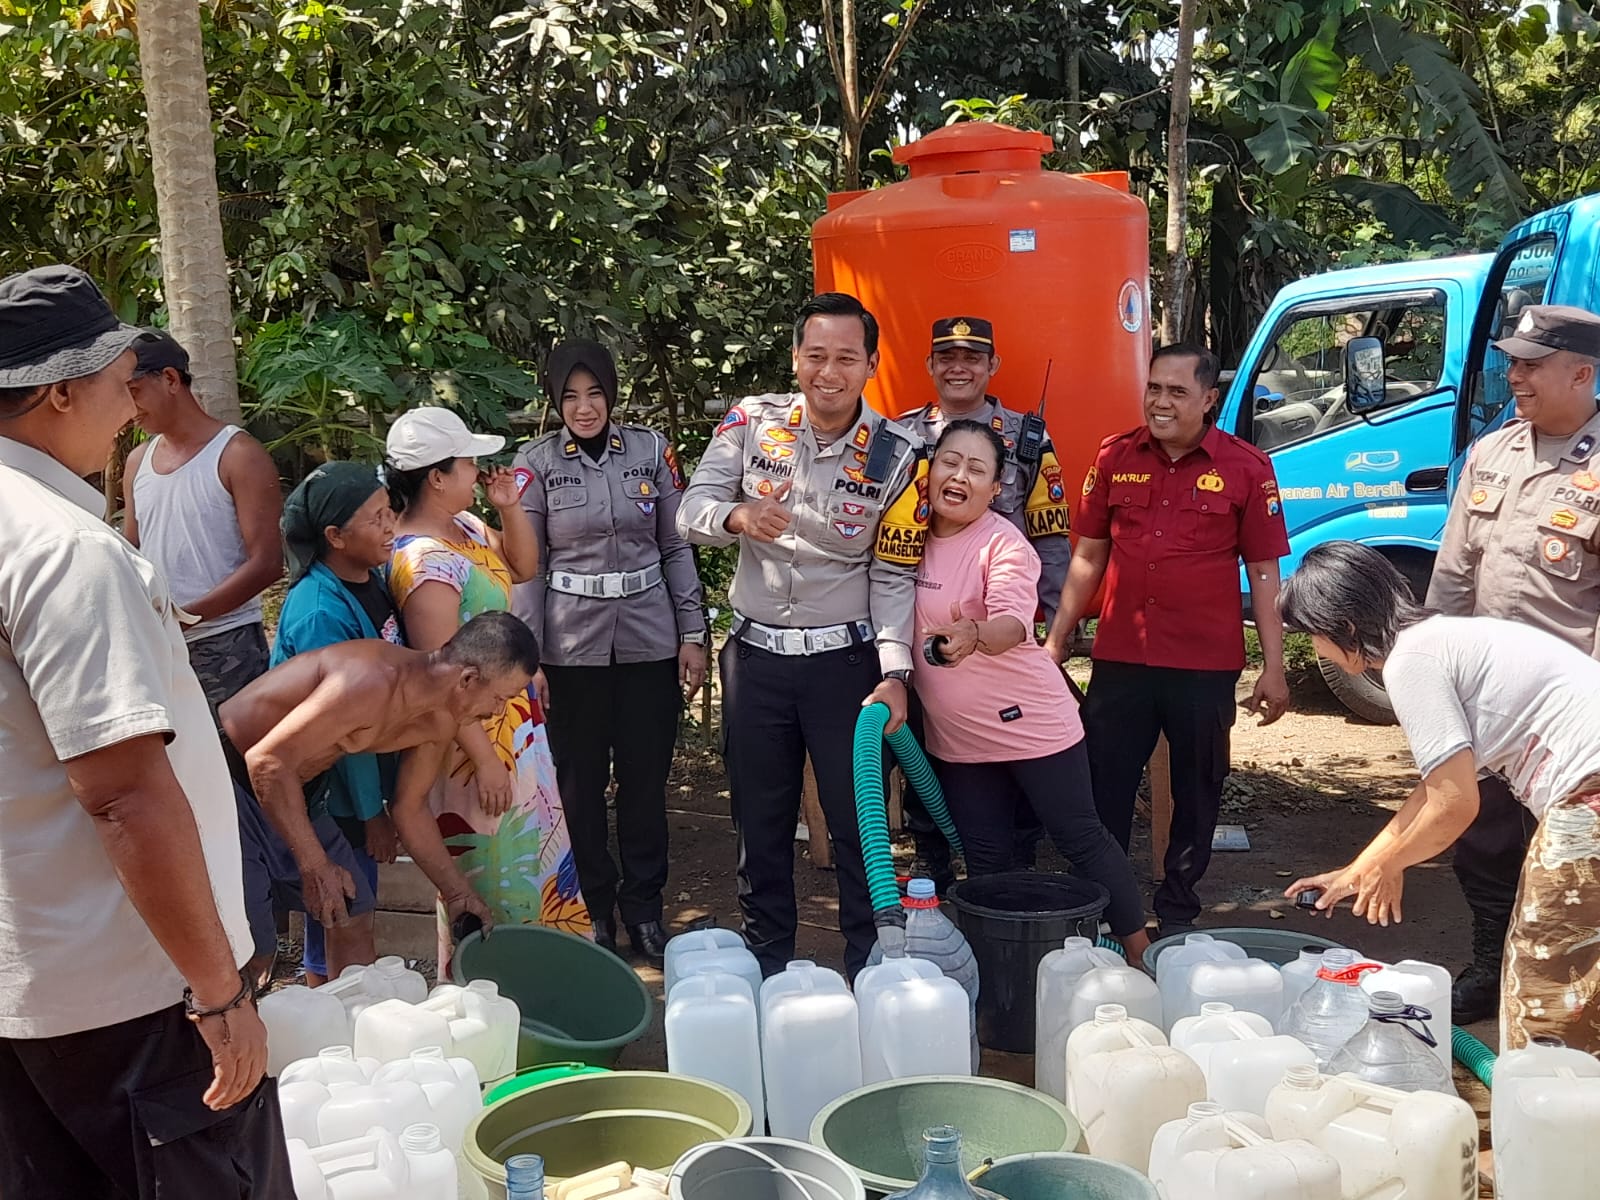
[1313,549,1434,726]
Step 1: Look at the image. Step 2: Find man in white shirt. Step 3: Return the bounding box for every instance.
[0,266,289,1197]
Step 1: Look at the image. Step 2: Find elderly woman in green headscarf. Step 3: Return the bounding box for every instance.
[272,460,402,984]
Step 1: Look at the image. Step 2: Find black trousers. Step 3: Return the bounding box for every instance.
[1454,772,1537,953]
[719,637,879,978]
[1083,660,1239,928]
[543,658,679,926]
[931,741,1147,936]
[0,1002,292,1199]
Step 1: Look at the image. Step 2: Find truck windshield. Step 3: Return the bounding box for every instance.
[1243,292,1448,454]
[1465,233,1559,446]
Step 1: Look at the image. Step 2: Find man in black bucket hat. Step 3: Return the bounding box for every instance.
[0,266,292,1197]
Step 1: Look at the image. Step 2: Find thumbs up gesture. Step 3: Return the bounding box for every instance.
[727,479,795,543]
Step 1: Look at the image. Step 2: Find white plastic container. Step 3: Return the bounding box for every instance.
[1157,1113,1343,1200]
[280,1078,334,1147]
[1170,1002,1274,1076]
[1064,965,1164,1040]
[1178,958,1285,1029]
[287,1123,457,1200]
[1148,1102,1268,1195]
[665,970,765,1134]
[1492,1038,1600,1199]
[259,984,352,1076]
[1155,934,1247,1030]
[1276,949,1382,1069]
[370,1046,481,1155]
[316,1078,435,1147]
[1280,946,1330,1014]
[1360,960,1453,1088]
[760,961,862,1140]
[854,956,972,1084]
[663,927,746,996]
[353,997,453,1064]
[1264,1066,1478,1200]
[1202,1034,1316,1117]
[317,956,429,1023]
[674,945,765,1012]
[420,980,521,1083]
[280,1045,376,1090]
[1065,1003,1206,1172]
[1033,936,1125,1102]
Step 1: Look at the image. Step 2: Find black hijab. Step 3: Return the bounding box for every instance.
[544,338,619,416]
[281,460,385,583]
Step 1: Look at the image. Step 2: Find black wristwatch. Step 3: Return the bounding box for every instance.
[882,669,912,684]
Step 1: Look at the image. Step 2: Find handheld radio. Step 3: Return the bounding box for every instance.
[1016,359,1052,465]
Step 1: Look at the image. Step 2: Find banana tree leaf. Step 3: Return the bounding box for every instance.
[1325,177,1463,245]
[1282,11,1345,111]
[1245,102,1318,175]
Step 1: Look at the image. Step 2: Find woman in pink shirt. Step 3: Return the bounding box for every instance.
[916,421,1149,963]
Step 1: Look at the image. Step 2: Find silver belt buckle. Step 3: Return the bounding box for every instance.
[601,574,625,599]
[779,628,807,655]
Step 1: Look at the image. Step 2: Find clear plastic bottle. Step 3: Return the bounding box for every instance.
[866,878,980,1069]
[884,1126,1003,1200]
[1278,947,1328,1015]
[1326,990,1452,1093]
[1276,948,1379,1069]
[506,1152,546,1200]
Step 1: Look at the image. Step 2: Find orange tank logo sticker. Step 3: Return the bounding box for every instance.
[1197,470,1225,493]
[1573,470,1599,492]
[852,423,871,449]
[1544,536,1570,563]
[1551,509,1579,529]
[1470,488,1488,505]
[1082,466,1100,496]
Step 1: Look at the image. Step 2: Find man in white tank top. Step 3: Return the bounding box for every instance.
[122,333,284,714]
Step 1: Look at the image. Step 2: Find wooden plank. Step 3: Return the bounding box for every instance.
[801,756,833,869]
[1149,734,1173,880]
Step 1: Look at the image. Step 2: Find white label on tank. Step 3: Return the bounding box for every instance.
[1008,228,1037,252]
[1118,279,1143,332]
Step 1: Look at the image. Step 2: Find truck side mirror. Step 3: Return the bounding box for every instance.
[1344,336,1387,413]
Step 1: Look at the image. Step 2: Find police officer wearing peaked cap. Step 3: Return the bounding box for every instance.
[677,292,925,978]
[512,338,708,966]
[1426,302,1600,1024]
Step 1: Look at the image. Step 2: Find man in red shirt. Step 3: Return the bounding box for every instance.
[1045,344,1291,935]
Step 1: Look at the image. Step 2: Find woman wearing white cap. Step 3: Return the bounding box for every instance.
[384,407,591,965]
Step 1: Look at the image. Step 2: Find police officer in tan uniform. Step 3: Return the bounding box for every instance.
[1426,303,1600,1023]
[512,338,707,965]
[678,293,924,976]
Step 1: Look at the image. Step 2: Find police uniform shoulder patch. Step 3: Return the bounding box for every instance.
[874,457,931,565]
[716,405,748,437]
[1259,479,1281,518]
[1024,448,1071,539]
[1082,465,1101,496]
[513,466,535,497]
[662,443,685,490]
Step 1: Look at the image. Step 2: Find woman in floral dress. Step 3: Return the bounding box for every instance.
[384,407,590,969]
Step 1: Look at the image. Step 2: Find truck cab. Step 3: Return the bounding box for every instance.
[1216,194,1600,719]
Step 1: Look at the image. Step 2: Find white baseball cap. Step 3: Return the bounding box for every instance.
[386,406,505,469]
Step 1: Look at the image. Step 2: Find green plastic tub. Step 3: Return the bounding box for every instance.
[809,1077,1080,1198]
[482,1062,609,1107]
[1143,926,1342,979]
[465,1071,753,1199]
[977,1152,1158,1200]
[451,925,652,1068]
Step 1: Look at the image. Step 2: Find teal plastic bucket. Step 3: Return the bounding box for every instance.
[978,1153,1158,1200]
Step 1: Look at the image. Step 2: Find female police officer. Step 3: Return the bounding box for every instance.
[512,339,707,965]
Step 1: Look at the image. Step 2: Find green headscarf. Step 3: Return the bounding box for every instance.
[281,460,386,583]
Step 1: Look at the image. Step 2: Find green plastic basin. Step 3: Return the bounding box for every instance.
[809,1077,1080,1198]
[978,1153,1158,1200]
[451,925,652,1068]
[1143,926,1342,979]
[482,1062,609,1107]
[465,1071,753,1199]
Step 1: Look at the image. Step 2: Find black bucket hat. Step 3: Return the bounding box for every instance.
[0,265,150,390]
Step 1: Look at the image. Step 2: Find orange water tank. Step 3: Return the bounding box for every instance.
[812,122,1151,517]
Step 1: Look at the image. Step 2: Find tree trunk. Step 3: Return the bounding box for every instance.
[137,0,243,423]
[1160,0,1197,346]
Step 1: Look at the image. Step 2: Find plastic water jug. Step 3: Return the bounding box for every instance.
[883,1125,1003,1199]
[760,960,863,1140]
[1265,1066,1478,1200]
[1178,958,1285,1028]
[1360,960,1452,1087]
[1170,1002,1314,1113]
[281,1078,333,1147]
[1155,1111,1342,1200]
[1148,1102,1268,1195]
[866,879,981,1070]
[318,957,429,1023]
[260,984,352,1076]
[354,997,453,1064]
[1064,965,1164,1039]
[280,1045,377,1089]
[370,1047,480,1151]
[855,956,972,1083]
[1155,934,1247,1029]
[1276,949,1382,1069]
[663,927,746,996]
[1280,946,1330,1014]
[1065,1003,1206,1172]
[1327,991,1452,1094]
[665,970,764,1133]
[316,1078,434,1147]
[506,1153,547,1200]
[1171,1002,1274,1066]
[1033,935,1124,1102]
[287,1123,456,1200]
[673,945,765,1011]
[420,980,521,1083]
[1492,1038,1600,1199]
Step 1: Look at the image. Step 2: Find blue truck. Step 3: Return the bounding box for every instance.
[1215,193,1600,720]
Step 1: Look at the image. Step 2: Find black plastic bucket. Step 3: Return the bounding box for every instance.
[947,872,1110,1053]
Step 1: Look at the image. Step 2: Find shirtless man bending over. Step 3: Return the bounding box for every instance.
[219,611,530,982]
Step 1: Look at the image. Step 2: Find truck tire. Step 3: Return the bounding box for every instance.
[1314,548,1435,726]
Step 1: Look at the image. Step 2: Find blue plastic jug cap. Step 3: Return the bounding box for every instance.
[907,878,936,900]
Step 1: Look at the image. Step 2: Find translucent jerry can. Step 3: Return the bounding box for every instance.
[1156,934,1248,1031]
[420,980,521,1084]
[258,984,351,1076]
[673,945,765,1014]
[666,970,765,1133]
[663,927,746,996]
[353,997,453,1065]
[370,1046,481,1155]
[1492,1038,1600,1200]
[1034,936,1124,1102]
[1156,1110,1342,1200]
[315,1078,434,1147]
[855,956,972,1084]
[287,1122,456,1200]
[760,961,863,1140]
[317,956,429,1023]
[1180,958,1285,1029]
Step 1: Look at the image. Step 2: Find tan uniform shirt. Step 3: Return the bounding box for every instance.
[1427,410,1600,657]
[903,395,1074,622]
[512,423,705,667]
[677,393,924,673]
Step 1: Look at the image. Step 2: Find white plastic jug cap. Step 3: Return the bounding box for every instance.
[467,980,501,997]
[1200,1002,1234,1016]
[786,960,815,971]
[1188,1101,1224,1121]
[1094,1003,1128,1024]
[1063,936,1092,950]
[375,956,407,976]
[400,1124,442,1153]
